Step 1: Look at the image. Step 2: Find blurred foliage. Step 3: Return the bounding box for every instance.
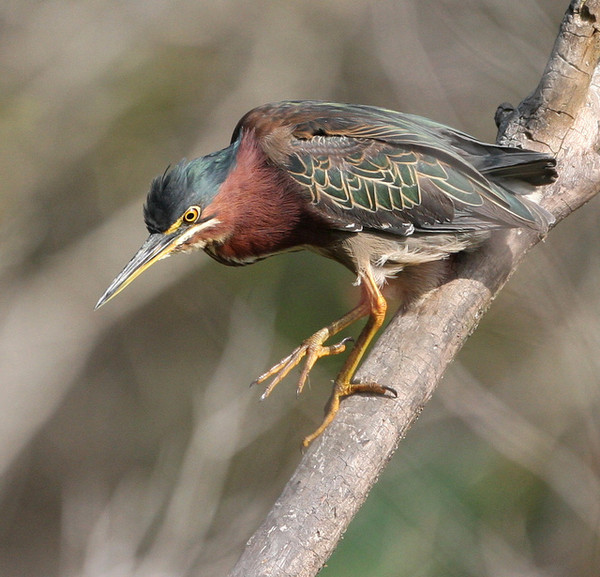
[1,1,599,576]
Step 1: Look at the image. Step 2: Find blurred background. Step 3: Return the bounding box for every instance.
[1,0,598,576]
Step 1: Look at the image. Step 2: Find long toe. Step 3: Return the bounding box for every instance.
[338,381,397,398]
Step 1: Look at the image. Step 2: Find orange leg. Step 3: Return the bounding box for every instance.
[302,270,393,446]
[253,269,395,446]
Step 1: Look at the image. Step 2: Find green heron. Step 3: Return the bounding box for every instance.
[96,100,556,446]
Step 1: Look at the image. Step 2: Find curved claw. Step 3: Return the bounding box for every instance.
[252,330,352,400]
[301,380,397,447]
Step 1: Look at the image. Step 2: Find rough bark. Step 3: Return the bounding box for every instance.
[227,2,600,575]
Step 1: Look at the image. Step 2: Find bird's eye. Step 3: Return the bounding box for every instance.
[182,206,201,224]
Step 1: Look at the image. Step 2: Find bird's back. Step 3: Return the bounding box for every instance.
[233,101,556,238]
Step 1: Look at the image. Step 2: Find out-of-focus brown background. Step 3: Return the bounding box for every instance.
[1,1,599,576]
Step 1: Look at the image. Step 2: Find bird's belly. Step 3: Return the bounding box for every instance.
[319,230,489,288]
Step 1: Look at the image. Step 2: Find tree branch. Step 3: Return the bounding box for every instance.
[227,2,600,575]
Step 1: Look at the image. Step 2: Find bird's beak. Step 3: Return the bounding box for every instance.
[95,231,181,309]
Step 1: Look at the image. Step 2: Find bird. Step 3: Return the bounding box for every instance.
[96,100,557,446]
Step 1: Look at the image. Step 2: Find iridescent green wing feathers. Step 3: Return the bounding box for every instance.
[286,138,514,235]
[236,101,556,236]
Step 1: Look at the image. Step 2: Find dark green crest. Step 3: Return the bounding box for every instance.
[144,141,239,234]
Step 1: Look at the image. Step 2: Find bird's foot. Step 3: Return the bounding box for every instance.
[252,328,353,399]
[302,380,397,447]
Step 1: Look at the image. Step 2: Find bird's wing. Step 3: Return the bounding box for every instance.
[236,101,551,235]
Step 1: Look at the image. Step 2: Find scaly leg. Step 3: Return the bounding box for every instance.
[302,270,394,446]
[254,268,394,446]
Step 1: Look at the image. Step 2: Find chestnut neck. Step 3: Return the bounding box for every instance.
[205,131,334,265]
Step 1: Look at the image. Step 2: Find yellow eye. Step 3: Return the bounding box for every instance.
[182,206,201,224]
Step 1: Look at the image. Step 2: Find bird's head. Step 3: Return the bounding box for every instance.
[96,143,238,309]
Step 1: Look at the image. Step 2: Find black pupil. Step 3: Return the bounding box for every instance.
[186,210,196,222]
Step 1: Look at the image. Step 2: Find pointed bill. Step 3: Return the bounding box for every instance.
[95,232,180,309]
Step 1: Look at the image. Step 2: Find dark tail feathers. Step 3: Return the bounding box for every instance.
[479,150,557,188]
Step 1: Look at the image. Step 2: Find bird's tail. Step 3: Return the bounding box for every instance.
[478,149,557,189]
[481,150,557,231]
[453,138,556,230]
[441,125,557,187]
